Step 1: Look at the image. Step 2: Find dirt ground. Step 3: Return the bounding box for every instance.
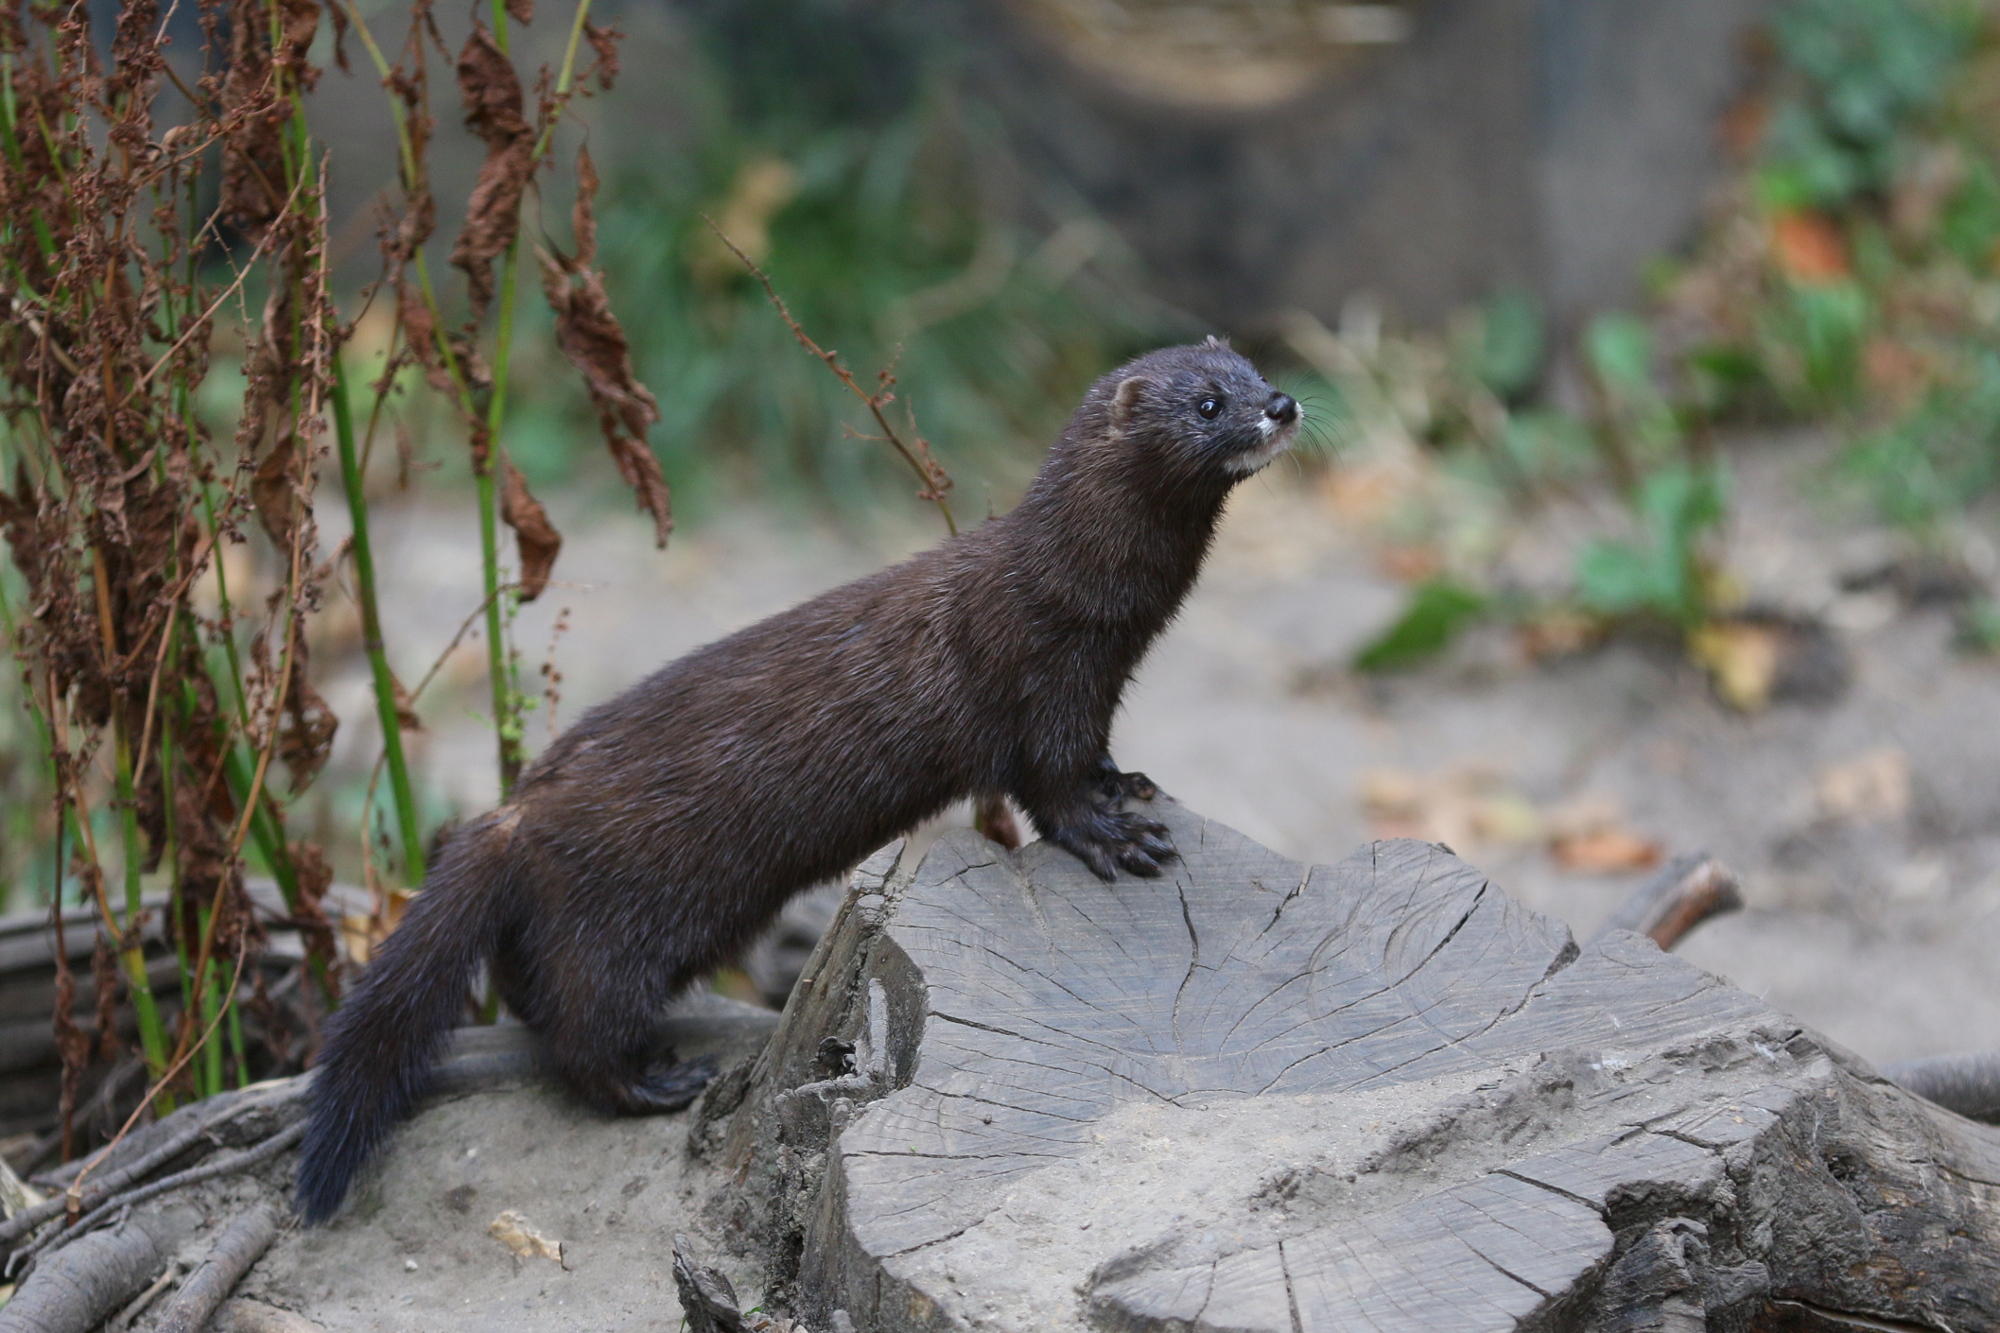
[323,430,2000,1071]
[235,1007,776,1333]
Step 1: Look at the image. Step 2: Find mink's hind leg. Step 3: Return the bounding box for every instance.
[623,1052,721,1112]
[545,1000,721,1114]
[529,918,722,1114]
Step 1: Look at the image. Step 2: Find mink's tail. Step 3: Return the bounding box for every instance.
[294,818,511,1224]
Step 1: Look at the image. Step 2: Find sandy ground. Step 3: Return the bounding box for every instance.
[231,1005,776,1333]
[312,431,2000,1071]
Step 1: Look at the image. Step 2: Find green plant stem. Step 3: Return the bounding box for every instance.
[0,571,75,908]
[481,239,524,796]
[536,0,596,159]
[159,405,198,1049]
[196,904,222,1097]
[111,721,170,1082]
[190,491,310,936]
[332,354,424,881]
[96,542,167,1081]
[227,996,247,1088]
[187,692,331,1005]
[474,463,516,794]
[197,490,252,728]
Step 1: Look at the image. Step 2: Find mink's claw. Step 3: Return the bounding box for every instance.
[1052,809,1179,881]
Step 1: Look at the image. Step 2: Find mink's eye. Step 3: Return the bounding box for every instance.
[1197,397,1224,420]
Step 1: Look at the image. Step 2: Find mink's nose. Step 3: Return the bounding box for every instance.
[1265,392,1298,424]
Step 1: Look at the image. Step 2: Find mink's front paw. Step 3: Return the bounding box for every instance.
[1051,808,1177,881]
[1093,756,1160,803]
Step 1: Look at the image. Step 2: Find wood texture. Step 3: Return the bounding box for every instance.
[719,798,2000,1333]
[153,1203,282,1333]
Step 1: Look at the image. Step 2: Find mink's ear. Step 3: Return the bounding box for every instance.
[1111,375,1150,426]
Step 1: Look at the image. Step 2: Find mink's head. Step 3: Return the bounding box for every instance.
[1097,337,1299,483]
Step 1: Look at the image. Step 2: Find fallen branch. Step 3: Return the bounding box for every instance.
[1592,852,1742,952]
[27,1123,305,1269]
[0,1206,187,1333]
[6,1085,301,1251]
[153,1203,283,1333]
[106,1260,178,1330]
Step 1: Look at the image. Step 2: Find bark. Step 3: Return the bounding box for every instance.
[152,1203,282,1333]
[0,1205,188,1333]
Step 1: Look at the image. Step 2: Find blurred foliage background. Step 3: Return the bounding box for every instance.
[11,0,2000,906]
[430,0,1187,517]
[1304,0,2000,681]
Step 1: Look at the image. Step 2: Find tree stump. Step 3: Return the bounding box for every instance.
[709,798,2000,1332]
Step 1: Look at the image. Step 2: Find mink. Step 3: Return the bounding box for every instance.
[294,338,1300,1222]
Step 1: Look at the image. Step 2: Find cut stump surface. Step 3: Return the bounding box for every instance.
[719,799,2000,1332]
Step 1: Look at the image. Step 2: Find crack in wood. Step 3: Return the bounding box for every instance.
[1457,1232,1556,1300]
[1487,1165,1611,1219]
[1764,1297,1955,1332]
[1277,1239,1304,1333]
[1172,882,1201,1051]
[1261,869,1313,936]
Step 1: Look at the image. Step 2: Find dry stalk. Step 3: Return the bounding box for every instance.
[704,219,957,534]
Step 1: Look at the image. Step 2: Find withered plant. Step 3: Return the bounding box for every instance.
[345,0,668,796]
[0,0,345,1157]
[0,0,671,1166]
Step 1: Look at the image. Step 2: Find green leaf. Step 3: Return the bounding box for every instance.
[1958,600,2000,653]
[1575,541,1665,617]
[1583,313,1655,395]
[1475,288,1545,401]
[1353,581,1487,673]
[1575,465,1727,628]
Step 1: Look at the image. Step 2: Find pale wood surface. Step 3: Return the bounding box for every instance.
[719,798,2000,1332]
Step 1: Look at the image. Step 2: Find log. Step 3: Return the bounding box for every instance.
[0,1205,190,1333]
[152,1203,282,1333]
[715,798,2000,1332]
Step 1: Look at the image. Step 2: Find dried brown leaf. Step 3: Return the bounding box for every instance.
[288,840,340,985]
[390,670,424,731]
[327,0,350,72]
[449,25,534,320]
[219,0,320,237]
[583,21,621,90]
[91,930,120,1064]
[499,456,562,601]
[539,147,670,546]
[251,435,299,550]
[277,628,339,791]
[396,280,455,397]
[571,142,601,265]
[490,1210,563,1263]
[506,0,534,26]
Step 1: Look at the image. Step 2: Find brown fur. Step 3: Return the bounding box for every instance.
[295,339,1299,1221]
